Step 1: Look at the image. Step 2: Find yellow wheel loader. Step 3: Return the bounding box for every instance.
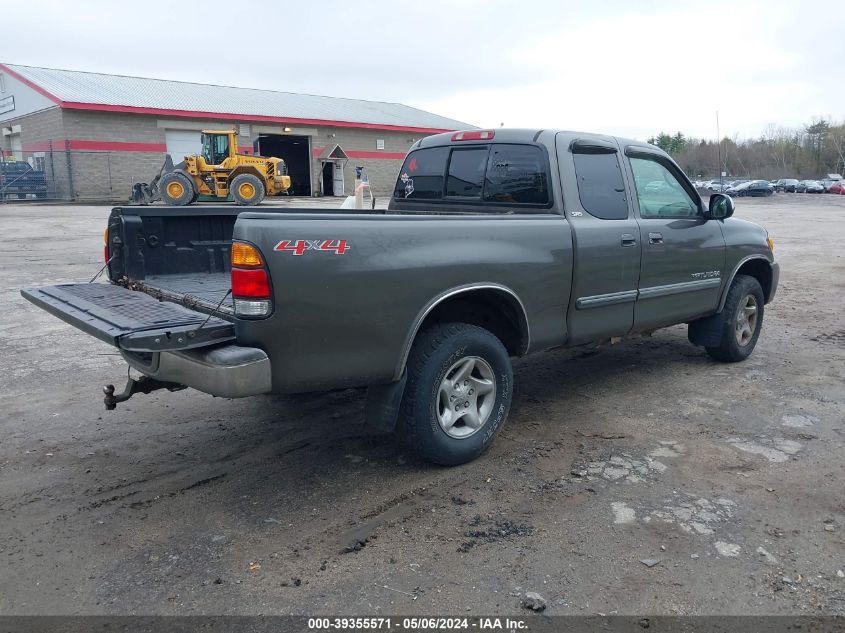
[131,130,291,205]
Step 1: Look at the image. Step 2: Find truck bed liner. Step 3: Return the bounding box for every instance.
[138,273,233,316]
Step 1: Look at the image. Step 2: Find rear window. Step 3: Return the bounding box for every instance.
[393,143,549,206]
[483,145,548,204]
[446,148,487,197]
[572,151,629,220]
[393,146,448,200]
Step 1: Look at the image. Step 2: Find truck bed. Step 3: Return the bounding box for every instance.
[106,205,381,317]
[136,273,234,316]
[106,206,331,316]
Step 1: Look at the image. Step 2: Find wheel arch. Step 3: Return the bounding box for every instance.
[719,255,774,310]
[394,284,530,381]
[227,166,267,184]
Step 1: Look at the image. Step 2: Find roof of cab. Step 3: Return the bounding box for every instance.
[414,128,658,154]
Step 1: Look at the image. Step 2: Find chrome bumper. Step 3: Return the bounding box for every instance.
[121,344,271,398]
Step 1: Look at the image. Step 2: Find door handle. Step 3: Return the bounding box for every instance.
[649,232,664,244]
[621,233,637,247]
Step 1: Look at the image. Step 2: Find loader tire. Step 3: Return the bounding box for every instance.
[160,172,195,206]
[231,174,266,205]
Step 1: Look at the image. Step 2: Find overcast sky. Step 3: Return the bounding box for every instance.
[4,0,843,140]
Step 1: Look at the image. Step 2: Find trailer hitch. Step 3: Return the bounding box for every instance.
[103,376,186,410]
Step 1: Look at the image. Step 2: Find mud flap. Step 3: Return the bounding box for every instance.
[688,311,724,347]
[364,371,407,434]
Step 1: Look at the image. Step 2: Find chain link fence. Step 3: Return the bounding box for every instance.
[1,146,163,203]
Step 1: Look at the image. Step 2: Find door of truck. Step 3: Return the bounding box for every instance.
[556,134,641,345]
[622,148,726,330]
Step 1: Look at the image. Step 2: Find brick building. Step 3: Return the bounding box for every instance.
[0,64,471,200]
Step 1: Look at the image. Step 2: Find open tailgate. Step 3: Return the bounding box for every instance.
[21,283,234,352]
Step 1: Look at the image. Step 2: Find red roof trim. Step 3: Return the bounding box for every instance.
[59,101,456,134]
[0,64,63,104]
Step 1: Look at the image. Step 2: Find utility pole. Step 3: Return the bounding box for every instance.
[716,110,723,188]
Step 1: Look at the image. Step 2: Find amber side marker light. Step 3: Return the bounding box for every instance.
[232,242,263,267]
[767,237,775,250]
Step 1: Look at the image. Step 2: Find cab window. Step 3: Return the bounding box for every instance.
[393,147,448,199]
[628,155,698,218]
[483,145,548,204]
[572,150,629,220]
[446,148,488,198]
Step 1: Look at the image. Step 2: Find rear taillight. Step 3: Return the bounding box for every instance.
[231,267,270,298]
[104,227,109,265]
[231,242,272,318]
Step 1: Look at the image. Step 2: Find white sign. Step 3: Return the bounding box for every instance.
[376,139,385,150]
[0,95,14,116]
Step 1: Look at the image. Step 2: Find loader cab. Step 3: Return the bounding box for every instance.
[201,131,235,166]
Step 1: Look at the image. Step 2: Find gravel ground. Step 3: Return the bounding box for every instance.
[0,194,843,616]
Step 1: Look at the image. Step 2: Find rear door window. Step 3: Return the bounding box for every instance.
[393,147,449,199]
[483,145,549,204]
[446,148,488,198]
[572,151,629,220]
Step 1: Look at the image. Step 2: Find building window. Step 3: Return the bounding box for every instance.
[376,139,385,150]
[0,74,5,94]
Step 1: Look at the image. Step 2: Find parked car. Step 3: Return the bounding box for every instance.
[828,182,845,195]
[726,181,752,196]
[727,180,774,197]
[20,128,780,465]
[798,180,824,193]
[775,178,799,192]
[707,181,732,192]
[0,160,48,200]
[820,178,841,192]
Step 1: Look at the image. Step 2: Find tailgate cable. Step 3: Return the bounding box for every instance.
[89,254,116,283]
[192,289,232,335]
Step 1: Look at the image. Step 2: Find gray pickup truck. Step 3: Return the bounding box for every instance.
[23,128,779,465]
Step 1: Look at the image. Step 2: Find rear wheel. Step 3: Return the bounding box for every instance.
[231,173,265,205]
[397,323,512,465]
[705,274,765,362]
[159,172,195,206]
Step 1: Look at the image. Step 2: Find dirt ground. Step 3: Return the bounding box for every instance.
[0,194,843,616]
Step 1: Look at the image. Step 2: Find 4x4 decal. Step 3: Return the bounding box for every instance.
[274,239,350,255]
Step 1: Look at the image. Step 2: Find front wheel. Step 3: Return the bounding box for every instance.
[159,172,195,206]
[705,274,765,362]
[397,323,513,465]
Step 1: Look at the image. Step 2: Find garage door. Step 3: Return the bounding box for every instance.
[165,130,202,160]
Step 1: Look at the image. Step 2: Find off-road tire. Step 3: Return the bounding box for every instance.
[159,172,195,206]
[231,173,265,205]
[397,323,512,465]
[706,274,765,362]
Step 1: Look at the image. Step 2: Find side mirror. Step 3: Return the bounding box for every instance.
[707,193,735,220]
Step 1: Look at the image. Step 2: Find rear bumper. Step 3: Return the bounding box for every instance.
[121,344,272,398]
